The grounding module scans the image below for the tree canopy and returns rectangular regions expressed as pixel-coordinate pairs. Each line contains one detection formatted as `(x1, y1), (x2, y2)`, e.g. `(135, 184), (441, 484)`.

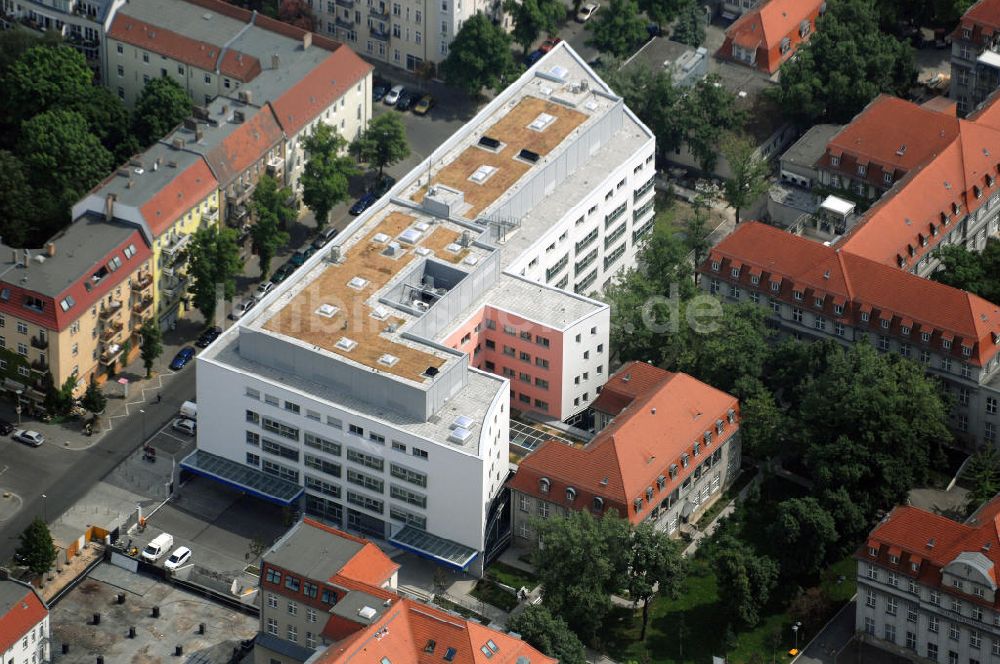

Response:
(301, 123), (357, 229)
(713, 536), (780, 628)
(623, 522), (686, 639)
(504, 0), (565, 53)
(16, 518), (57, 577)
(2, 44), (95, 124)
(350, 112), (410, 179)
(250, 174), (294, 278)
(671, 0), (706, 47)
(506, 606), (587, 664)
(586, 0), (648, 59)
(139, 319), (163, 379)
(722, 134), (770, 225)
(132, 75), (194, 146)
(188, 225), (244, 323)
(440, 14), (519, 96)
(931, 238), (1000, 302)
(775, 0), (915, 125)
(767, 497), (838, 580)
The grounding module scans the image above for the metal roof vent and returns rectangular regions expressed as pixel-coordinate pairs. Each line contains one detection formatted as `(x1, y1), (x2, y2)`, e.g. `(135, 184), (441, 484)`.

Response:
(358, 606), (377, 620)
(335, 337), (357, 352)
(315, 303), (339, 318)
(378, 354), (399, 367)
(348, 276), (368, 290)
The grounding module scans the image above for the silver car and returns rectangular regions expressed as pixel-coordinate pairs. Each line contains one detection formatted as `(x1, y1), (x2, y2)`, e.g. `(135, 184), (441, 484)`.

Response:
(12, 429), (44, 447)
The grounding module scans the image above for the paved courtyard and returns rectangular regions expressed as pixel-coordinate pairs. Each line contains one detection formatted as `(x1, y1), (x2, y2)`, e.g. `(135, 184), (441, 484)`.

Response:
(50, 563), (257, 663)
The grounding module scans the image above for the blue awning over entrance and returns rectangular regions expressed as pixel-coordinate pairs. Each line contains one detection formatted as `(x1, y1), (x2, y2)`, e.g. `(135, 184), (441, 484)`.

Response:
(180, 450), (304, 506)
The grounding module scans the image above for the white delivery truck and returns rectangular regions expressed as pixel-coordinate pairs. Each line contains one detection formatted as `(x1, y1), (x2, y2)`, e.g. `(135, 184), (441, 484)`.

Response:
(179, 401), (197, 421)
(141, 533), (174, 562)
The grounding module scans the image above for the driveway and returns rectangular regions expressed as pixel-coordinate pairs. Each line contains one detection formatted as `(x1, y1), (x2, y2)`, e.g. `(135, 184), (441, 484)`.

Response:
(795, 599), (857, 664)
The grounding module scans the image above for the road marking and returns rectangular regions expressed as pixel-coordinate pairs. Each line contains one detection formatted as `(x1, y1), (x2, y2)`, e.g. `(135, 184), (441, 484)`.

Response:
(0, 465), (8, 478)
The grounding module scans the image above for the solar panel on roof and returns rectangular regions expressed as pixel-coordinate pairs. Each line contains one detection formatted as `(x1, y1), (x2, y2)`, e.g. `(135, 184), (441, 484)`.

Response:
(518, 149), (540, 163)
(478, 136), (501, 149)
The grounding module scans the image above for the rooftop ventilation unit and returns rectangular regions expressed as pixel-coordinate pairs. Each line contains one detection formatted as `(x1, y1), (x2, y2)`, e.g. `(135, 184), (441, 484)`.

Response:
(383, 241), (401, 257)
(348, 276), (368, 290)
(517, 149), (540, 163)
(335, 337), (357, 351)
(478, 136), (501, 150)
(548, 65), (569, 80)
(358, 606), (377, 620)
(463, 256), (479, 266)
(458, 230), (472, 247)
(378, 354), (399, 367)
(399, 228), (422, 244)
(412, 299), (430, 312)
(448, 427), (473, 443)
(414, 247), (432, 256)
(315, 303), (339, 318)
(415, 222), (430, 232)
(469, 165), (497, 184)
(445, 243), (462, 253)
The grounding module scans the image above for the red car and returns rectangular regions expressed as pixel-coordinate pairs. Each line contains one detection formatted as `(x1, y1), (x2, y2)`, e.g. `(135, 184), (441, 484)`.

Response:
(539, 37), (562, 53)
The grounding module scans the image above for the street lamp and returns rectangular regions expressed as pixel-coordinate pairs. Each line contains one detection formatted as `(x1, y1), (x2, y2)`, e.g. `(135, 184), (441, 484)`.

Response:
(41, 493), (47, 523)
(15, 389), (23, 425)
(792, 621), (802, 650)
(139, 408), (147, 442)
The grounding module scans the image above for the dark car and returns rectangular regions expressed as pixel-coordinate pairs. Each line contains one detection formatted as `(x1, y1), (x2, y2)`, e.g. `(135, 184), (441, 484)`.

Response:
(271, 260), (298, 283)
(395, 90), (416, 111)
(195, 326), (222, 348)
(169, 346), (196, 371)
(539, 37), (562, 53)
(289, 246), (315, 267)
(373, 79), (391, 102)
(372, 174), (396, 197)
(525, 49), (544, 66)
(0, 419), (13, 436)
(350, 192), (378, 216)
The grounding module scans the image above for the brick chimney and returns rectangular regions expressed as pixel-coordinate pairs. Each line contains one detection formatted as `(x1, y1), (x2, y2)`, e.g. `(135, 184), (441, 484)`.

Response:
(104, 193), (116, 221)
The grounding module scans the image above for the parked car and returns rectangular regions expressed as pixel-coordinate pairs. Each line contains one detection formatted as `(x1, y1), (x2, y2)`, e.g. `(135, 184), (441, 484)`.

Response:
(289, 246), (315, 267)
(539, 37), (562, 53)
(169, 346), (195, 371)
(171, 417), (196, 436)
(384, 85), (405, 105)
(576, 2), (599, 21)
(12, 429), (43, 447)
(413, 95), (435, 116)
(141, 533), (174, 562)
(525, 49), (545, 66)
(373, 79), (391, 102)
(0, 419), (14, 435)
(395, 90), (416, 111)
(228, 299), (256, 320)
(163, 546), (192, 571)
(270, 263), (293, 284)
(372, 174), (396, 197)
(312, 227), (339, 250)
(350, 192), (378, 216)
(195, 326), (222, 348)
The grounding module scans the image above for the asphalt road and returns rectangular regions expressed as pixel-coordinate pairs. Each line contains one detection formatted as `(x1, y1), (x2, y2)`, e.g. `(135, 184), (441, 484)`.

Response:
(0, 367), (196, 562)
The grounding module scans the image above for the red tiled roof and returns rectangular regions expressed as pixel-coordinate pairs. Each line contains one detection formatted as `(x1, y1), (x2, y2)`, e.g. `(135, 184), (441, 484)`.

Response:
(140, 159), (218, 237)
(957, 0), (1000, 40)
(301, 518), (399, 587)
(0, 581), (47, 654)
(317, 597), (556, 664)
(509, 372), (738, 522)
(107, 14), (260, 81)
(719, 0), (824, 73)
(204, 104), (284, 186)
(703, 222), (1000, 367)
(271, 48), (372, 136)
(591, 361), (671, 417)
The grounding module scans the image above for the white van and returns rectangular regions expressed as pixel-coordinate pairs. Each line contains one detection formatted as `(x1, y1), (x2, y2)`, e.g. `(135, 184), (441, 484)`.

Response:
(141, 533), (174, 562)
(179, 401), (197, 421)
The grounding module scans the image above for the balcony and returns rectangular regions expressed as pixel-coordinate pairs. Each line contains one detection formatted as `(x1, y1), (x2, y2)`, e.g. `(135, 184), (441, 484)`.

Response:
(30, 358), (48, 373)
(30, 335), (48, 350)
(161, 232), (191, 259)
(368, 4), (390, 20)
(369, 26), (390, 40)
(336, 0), (355, 7)
(266, 156), (285, 178)
(204, 206), (220, 223)
(100, 345), (124, 366)
(336, 16), (355, 28)
(131, 272), (153, 291)
(99, 300), (123, 321)
(101, 319), (124, 342)
(133, 296), (153, 315)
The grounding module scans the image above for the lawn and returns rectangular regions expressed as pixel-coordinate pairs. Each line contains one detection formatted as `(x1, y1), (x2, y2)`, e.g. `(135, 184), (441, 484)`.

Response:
(485, 561), (539, 590)
(604, 555), (857, 664)
(470, 579), (519, 612)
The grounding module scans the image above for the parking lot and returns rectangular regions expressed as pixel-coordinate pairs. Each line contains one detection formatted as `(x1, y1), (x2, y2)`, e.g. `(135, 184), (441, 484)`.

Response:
(50, 564), (257, 663)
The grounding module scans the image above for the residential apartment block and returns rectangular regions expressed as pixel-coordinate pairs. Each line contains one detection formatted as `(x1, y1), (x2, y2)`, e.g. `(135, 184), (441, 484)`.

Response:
(508, 362), (741, 544)
(717, 0), (824, 74)
(256, 518), (554, 664)
(856, 496), (1000, 661)
(0, 576), (49, 664)
(184, 45), (651, 573)
(951, 0), (1000, 115)
(1, 0), (123, 75)
(701, 221), (1000, 447)
(305, 0), (499, 70)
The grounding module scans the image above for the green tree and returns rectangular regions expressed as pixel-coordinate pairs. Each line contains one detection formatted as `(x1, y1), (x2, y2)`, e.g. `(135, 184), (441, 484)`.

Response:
(139, 319), (163, 379)
(671, 0), (705, 47)
(132, 75), (194, 146)
(734, 376), (787, 458)
(532, 510), (629, 640)
(0, 29), (63, 81)
(722, 133), (770, 225)
(15, 518), (57, 577)
(80, 374), (107, 414)
(250, 176), (293, 279)
(679, 303), (772, 394)
(931, 239), (1000, 303)
(505, 0), (566, 53)
(966, 448), (1000, 513)
(603, 65), (685, 161)
(350, 113), (410, 180)
(0, 150), (37, 247)
(2, 44), (94, 125)
(713, 538), (780, 628)
(440, 14), (519, 96)
(637, 0), (684, 26)
(801, 343), (951, 520)
(623, 522), (686, 640)
(301, 123), (357, 229)
(81, 85), (139, 163)
(775, 0), (915, 125)
(818, 486), (870, 554)
(587, 0), (647, 58)
(682, 197), (712, 278)
(278, 0), (317, 30)
(506, 606), (587, 664)
(768, 497), (838, 580)
(18, 109), (113, 210)
(188, 225), (245, 323)
(681, 74), (746, 173)
(43, 373), (78, 416)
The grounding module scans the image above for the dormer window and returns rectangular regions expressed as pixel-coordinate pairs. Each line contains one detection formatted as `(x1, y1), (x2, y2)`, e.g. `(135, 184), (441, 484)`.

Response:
(539, 478), (550, 494)
(693, 442), (700, 456)
(868, 546), (878, 557)
(883, 172), (892, 185)
(731, 267), (740, 278)
(656, 475), (666, 489)
(814, 297), (824, 308)
(633, 498), (642, 512)
(711, 260), (720, 271)
(888, 554), (899, 564)
(901, 326), (910, 336)
(770, 281), (780, 292)
(834, 304), (844, 315)
(727, 408), (736, 423)
(943, 339), (952, 350)
(921, 332), (931, 342)
(592, 496), (604, 511)
(858, 164), (867, 176)
(963, 346), (972, 357)
(680, 453), (689, 468)
(565, 487), (576, 501)
(779, 36), (791, 54)
(880, 319), (890, 329)
(703, 431), (712, 444)
(646, 487), (654, 501)
(799, 20), (810, 37)
(860, 312), (870, 323)
(750, 275), (760, 285)
(715, 420), (724, 434)
(911, 561), (920, 572)
(830, 155), (840, 167)
(668, 464), (678, 479)
(793, 290), (803, 301)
